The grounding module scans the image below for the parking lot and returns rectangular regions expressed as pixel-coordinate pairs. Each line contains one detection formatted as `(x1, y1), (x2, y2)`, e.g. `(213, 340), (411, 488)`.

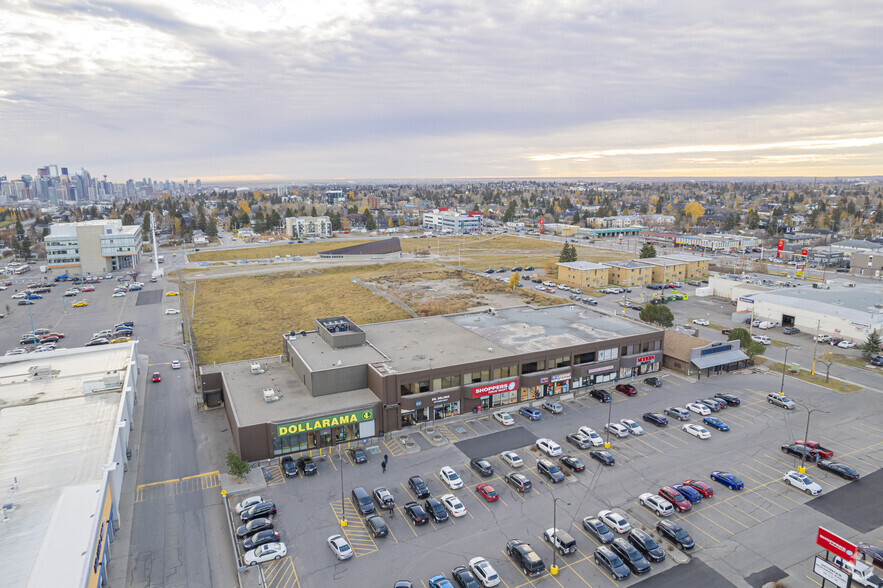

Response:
(230, 371), (883, 588)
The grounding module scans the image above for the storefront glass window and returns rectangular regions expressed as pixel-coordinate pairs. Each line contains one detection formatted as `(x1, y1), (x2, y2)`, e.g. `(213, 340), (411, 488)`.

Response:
(521, 360), (545, 374)
(433, 401), (460, 420)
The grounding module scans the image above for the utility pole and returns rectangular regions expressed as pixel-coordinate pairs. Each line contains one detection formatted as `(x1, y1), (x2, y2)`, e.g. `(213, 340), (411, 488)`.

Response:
(811, 319), (821, 375)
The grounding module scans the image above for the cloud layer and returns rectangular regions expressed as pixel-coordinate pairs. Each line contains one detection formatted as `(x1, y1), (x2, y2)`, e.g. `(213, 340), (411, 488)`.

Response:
(1, 0), (882, 180)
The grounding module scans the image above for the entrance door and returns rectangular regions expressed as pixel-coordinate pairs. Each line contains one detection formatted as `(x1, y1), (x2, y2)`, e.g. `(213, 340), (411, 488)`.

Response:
(782, 314), (795, 327)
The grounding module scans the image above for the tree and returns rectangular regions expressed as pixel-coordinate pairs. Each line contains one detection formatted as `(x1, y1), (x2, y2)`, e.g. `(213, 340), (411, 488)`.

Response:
(226, 448), (250, 479)
(723, 212), (740, 231)
(572, 209), (581, 224)
(122, 212), (134, 225)
(363, 208), (376, 230)
(727, 328), (766, 359)
(745, 209), (760, 229)
(639, 243), (657, 259)
(684, 201), (705, 225)
(508, 273), (520, 289)
(502, 200), (517, 223)
(544, 259), (558, 278)
(639, 304), (674, 327)
(862, 330), (881, 361)
(558, 242), (577, 263)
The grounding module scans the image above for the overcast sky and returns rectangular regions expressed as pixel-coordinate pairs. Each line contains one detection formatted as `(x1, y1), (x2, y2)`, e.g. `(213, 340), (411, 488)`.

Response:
(2, 0), (882, 182)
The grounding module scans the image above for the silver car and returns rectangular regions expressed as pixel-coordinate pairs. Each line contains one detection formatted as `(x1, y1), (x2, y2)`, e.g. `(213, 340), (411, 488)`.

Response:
(767, 393), (796, 409)
(664, 407), (690, 421)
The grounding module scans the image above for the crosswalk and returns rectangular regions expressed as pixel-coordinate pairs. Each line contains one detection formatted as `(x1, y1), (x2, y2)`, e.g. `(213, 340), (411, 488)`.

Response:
(328, 499), (379, 557)
(135, 471), (220, 503)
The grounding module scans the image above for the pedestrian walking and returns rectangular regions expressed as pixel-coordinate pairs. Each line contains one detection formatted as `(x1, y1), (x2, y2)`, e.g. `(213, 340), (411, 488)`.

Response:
(381, 461), (387, 474)
(383, 454), (389, 466)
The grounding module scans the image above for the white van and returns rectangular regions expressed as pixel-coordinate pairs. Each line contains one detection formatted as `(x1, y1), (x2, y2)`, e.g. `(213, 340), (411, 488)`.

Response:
(757, 321), (772, 330)
(751, 335), (771, 345)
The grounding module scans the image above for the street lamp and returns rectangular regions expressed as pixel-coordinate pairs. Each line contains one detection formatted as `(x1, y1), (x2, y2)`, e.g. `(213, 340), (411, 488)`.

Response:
(604, 397), (613, 449)
(798, 406), (828, 474)
(779, 346), (801, 395)
(338, 446), (347, 527)
(550, 496), (572, 576)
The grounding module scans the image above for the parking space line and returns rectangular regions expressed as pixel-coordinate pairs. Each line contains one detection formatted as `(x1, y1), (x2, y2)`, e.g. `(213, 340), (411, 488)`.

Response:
(265, 465), (285, 486)
(394, 505), (418, 538)
(642, 430), (677, 449)
(625, 435), (663, 454)
(716, 502), (759, 527)
(436, 424), (460, 442)
(535, 539), (599, 587)
(327, 499), (378, 557)
(805, 574), (824, 586)
(264, 556), (299, 588)
(854, 422), (883, 437)
(383, 439), (405, 458)
(731, 491), (780, 518)
(462, 420), (481, 435)
(678, 513), (721, 543)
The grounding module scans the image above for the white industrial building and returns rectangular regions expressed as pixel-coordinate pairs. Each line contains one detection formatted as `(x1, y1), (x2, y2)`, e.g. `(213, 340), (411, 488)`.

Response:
(421, 210), (482, 233)
(45, 219), (142, 276)
(284, 216), (332, 239)
(0, 342), (140, 587)
(735, 283), (883, 343)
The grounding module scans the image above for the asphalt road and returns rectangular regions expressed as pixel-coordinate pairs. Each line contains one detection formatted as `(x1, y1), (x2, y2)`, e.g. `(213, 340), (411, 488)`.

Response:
(235, 370), (883, 588)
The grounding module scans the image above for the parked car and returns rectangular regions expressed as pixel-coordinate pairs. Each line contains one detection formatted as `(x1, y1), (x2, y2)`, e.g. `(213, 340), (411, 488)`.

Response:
(783, 327), (800, 335)
(703, 416), (730, 431)
(578, 427), (605, 446)
(541, 400), (563, 413)
(519, 406), (542, 420)
(476, 483), (499, 502)
(566, 432), (594, 449)
(628, 529), (666, 563)
(795, 440), (833, 458)
(241, 501), (277, 522)
(408, 475), (430, 498)
(767, 393), (796, 409)
(536, 438), (562, 456)
(714, 393), (741, 406)
(296, 457), (318, 475)
(782, 470), (822, 495)
(615, 383), (638, 396)
(594, 545), (631, 580)
(365, 513), (389, 537)
(664, 406), (690, 421)
(605, 423), (629, 438)
(582, 516), (615, 544)
(373, 487), (395, 510)
(781, 443), (818, 460)
(656, 519), (694, 550)
(424, 497), (449, 523)
(327, 534), (354, 560)
(352, 487), (375, 515)
(470, 458), (494, 477)
(281, 456), (298, 477)
(643, 377), (661, 387)
(440, 466), (464, 489)
(611, 537), (651, 575)
(816, 460), (860, 480)
(235, 495), (264, 514)
(642, 412), (668, 427)
(242, 529), (280, 551)
(440, 493), (467, 517)
(559, 455), (585, 472)
(710, 471), (744, 490)
(236, 517), (274, 538)
(505, 472), (532, 493)
(404, 501), (429, 525)
(619, 419), (644, 435)
(639, 493), (674, 516)
(683, 479), (714, 497)
(536, 459), (565, 483)
(493, 411), (515, 426)
(598, 510), (631, 533)
(672, 483), (702, 503)
(590, 388), (611, 402)
(348, 447), (369, 464)
(468, 556), (501, 587)
(244, 542), (287, 565)
(686, 402), (711, 416)
(658, 486), (692, 512)
(500, 451), (523, 467)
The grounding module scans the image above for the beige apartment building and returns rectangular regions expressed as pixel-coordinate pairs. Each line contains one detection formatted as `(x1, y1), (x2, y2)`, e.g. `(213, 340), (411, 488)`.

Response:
(557, 261), (609, 290)
(659, 254), (710, 280)
(642, 257), (687, 284)
(601, 260), (653, 287)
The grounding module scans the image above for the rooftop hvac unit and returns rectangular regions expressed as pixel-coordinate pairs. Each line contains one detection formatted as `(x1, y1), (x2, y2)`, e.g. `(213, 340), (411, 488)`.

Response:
(263, 388), (280, 403)
(251, 363), (265, 375)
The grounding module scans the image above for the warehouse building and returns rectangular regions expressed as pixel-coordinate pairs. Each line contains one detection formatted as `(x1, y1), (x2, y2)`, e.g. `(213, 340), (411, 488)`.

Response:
(202, 305), (663, 461)
(0, 343), (140, 588)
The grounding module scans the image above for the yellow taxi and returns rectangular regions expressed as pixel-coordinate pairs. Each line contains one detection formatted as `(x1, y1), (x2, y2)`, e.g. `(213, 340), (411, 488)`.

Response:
(165, 291), (179, 297)
(72, 300), (88, 307)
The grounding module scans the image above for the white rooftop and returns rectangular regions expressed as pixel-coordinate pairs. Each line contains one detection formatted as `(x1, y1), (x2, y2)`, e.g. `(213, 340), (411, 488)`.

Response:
(0, 345), (133, 588)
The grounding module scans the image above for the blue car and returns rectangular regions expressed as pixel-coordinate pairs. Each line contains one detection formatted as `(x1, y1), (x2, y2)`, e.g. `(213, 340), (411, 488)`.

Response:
(642, 412), (669, 427)
(519, 406), (542, 420)
(428, 575), (454, 588)
(25, 294), (42, 299)
(710, 471), (744, 490)
(672, 484), (702, 503)
(703, 416), (730, 431)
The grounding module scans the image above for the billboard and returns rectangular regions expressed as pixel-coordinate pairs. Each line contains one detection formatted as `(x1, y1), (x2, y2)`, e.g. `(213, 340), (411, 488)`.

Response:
(816, 527), (857, 563)
(539, 219), (545, 234)
(776, 239), (785, 258)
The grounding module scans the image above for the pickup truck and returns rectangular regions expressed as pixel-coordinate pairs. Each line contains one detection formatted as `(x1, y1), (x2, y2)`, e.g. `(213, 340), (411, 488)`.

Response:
(795, 440), (834, 459)
(832, 556), (883, 587)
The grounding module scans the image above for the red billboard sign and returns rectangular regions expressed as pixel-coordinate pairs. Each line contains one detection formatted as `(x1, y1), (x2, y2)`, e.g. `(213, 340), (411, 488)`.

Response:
(801, 249), (808, 257)
(776, 239), (785, 258)
(816, 527), (857, 562)
(636, 354), (657, 364)
(539, 219), (545, 234)
(471, 379), (519, 398)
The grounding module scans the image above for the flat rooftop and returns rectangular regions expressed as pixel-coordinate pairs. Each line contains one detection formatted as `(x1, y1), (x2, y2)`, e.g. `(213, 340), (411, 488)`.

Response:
(747, 285), (883, 323)
(202, 357), (380, 427)
(557, 261), (607, 271)
(289, 332), (386, 370)
(659, 254), (711, 263)
(601, 260), (653, 270)
(0, 345), (133, 588)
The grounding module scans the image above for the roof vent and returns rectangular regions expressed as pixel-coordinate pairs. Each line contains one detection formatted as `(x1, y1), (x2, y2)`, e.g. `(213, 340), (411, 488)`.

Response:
(263, 388), (280, 403)
(29, 365), (53, 378)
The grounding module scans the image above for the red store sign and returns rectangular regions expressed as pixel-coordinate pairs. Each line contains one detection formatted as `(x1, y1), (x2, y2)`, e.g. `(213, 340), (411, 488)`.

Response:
(637, 355), (657, 364)
(816, 527), (857, 562)
(472, 379), (519, 399)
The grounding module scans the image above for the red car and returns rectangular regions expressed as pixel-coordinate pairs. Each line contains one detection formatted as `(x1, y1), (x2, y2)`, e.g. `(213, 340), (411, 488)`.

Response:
(82, 286), (95, 292)
(476, 483), (499, 502)
(48, 332), (65, 339)
(795, 440), (833, 459)
(683, 479), (714, 498)
(152, 372), (162, 383)
(615, 384), (638, 396)
(659, 486), (692, 512)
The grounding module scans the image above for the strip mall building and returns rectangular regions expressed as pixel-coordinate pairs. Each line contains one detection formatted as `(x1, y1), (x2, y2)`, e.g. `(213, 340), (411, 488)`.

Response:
(202, 305), (663, 461)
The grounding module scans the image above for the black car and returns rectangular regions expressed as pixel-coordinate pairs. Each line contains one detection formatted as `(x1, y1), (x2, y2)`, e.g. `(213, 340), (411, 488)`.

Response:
(423, 497), (449, 523)
(349, 447), (369, 464)
(537, 459), (565, 483)
(451, 566), (481, 588)
(589, 450), (615, 466)
(859, 543), (883, 567)
(781, 443), (817, 459)
(642, 412), (668, 427)
(627, 529), (666, 563)
(656, 520), (694, 550)
(524, 266), (534, 271)
(590, 388), (611, 403)
(783, 327), (800, 335)
(559, 455), (585, 472)
(404, 501), (429, 525)
(582, 517), (615, 544)
(281, 456), (298, 478)
(505, 472), (532, 493)
(484, 268), (495, 274)
(511, 266), (523, 272)
(643, 377), (662, 387)
(236, 517), (274, 538)
(713, 393), (741, 406)
(241, 501), (277, 522)
(409, 475), (430, 498)
(871, 356), (883, 367)
(470, 458), (494, 477)
(594, 545), (631, 580)
(365, 513), (389, 537)
(296, 456), (318, 475)
(817, 460), (860, 480)
(611, 538), (651, 575)
(242, 529), (280, 550)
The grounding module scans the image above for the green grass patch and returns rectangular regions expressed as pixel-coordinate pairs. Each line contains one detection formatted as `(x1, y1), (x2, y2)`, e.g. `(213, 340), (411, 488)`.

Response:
(762, 361), (862, 393)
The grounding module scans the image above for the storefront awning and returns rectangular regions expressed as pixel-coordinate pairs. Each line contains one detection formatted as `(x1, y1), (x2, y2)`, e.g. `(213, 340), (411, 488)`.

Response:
(691, 349), (749, 369)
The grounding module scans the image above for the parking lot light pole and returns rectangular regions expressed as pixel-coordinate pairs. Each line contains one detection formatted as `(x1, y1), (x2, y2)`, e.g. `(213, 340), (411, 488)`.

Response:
(338, 446), (347, 527)
(799, 407), (828, 474)
(604, 399), (613, 448)
(550, 497), (571, 576)
(780, 346), (801, 395)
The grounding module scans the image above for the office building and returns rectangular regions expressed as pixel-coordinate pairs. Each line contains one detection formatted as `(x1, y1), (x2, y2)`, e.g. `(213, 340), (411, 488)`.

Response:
(45, 220), (142, 276)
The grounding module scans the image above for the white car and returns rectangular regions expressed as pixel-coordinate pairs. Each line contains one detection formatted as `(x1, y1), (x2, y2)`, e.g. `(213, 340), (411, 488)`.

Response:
(171, 360), (182, 369)
(619, 419), (644, 435)
(469, 556), (501, 587)
(692, 319), (710, 326)
(837, 340), (856, 349)
(813, 334), (831, 342)
(639, 493), (674, 516)
(682, 423), (711, 440)
(598, 510), (631, 533)
(165, 308), (180, 315)
(440, 493), (467, 517)
(235, 495), (264, 514)
(605, 423), (629, 438)
(500, 451), (523, 467)
(440, 466), (464, 490)
(782, 471), (822, 495)
(578, 427), (605, 446)
(537, 438), (562, 457)
(686, 402), (711, 416)
(113, 291), (126, 297)
(11, 292), (27, 299)
(244, 542), (287, 565)
(493, 411), (515, 426)
(327, 534), (353, 560)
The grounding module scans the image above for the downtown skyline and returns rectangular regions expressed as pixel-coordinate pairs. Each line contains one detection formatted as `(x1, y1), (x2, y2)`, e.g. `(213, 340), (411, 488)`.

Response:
(2, 0), (882, 181)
